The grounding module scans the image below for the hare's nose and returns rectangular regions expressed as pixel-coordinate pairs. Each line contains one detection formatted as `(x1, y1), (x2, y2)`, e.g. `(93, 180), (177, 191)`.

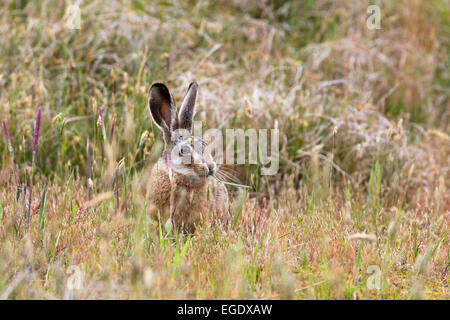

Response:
(207, 164), (215, 176)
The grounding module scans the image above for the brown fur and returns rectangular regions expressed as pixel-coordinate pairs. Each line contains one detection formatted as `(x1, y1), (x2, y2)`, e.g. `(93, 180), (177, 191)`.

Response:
(147, 82), (230, 232)
(149, 157), (230, 232)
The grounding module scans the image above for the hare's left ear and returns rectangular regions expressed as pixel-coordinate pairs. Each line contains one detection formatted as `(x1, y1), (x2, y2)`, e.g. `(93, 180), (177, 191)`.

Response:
(178, 82), (198, 132)
(148, 83), (178, 143)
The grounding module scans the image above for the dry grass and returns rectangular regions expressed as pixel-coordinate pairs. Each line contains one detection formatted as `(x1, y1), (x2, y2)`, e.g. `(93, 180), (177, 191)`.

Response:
(0, 0), (448, 299)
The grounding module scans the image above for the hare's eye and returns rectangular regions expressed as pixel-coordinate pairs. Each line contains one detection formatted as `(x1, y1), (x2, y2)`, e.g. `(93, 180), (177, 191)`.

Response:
(179, 146), (190, 156)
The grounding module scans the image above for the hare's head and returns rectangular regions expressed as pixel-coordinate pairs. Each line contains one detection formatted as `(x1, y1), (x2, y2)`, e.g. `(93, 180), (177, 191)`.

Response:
(148, 82), (216, 184)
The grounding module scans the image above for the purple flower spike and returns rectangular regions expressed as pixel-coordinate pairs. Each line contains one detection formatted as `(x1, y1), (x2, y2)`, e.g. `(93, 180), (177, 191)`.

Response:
(166, 153), (171, 167)
(2, 120), (13, 153)
(32, 108), (42, 163)
(109, 120), (115, 144)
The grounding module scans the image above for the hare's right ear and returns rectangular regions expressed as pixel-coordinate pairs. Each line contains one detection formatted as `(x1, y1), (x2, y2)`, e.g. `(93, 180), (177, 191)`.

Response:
(178, 82), (198, 132)
(148, 83), (178, 143)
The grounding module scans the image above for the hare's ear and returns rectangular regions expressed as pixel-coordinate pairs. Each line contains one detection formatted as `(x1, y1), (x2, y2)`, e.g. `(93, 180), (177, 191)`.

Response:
(148, 83), (178, 142)
(178, 82), (198, 132)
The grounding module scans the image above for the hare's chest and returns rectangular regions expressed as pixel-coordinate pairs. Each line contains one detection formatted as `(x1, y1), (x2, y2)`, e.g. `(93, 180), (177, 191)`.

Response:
(173, 185), (208, 223)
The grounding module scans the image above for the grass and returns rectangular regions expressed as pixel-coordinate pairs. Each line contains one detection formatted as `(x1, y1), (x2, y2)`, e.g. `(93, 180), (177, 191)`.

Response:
(0, 0), (448, 299)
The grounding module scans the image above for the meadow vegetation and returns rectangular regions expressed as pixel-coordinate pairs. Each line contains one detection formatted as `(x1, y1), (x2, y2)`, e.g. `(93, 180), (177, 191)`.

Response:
(0, 0), (448, 299)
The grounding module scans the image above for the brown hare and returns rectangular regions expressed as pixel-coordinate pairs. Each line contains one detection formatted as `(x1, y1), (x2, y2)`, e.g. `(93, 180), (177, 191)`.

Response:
(147, 82), (230, 233)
